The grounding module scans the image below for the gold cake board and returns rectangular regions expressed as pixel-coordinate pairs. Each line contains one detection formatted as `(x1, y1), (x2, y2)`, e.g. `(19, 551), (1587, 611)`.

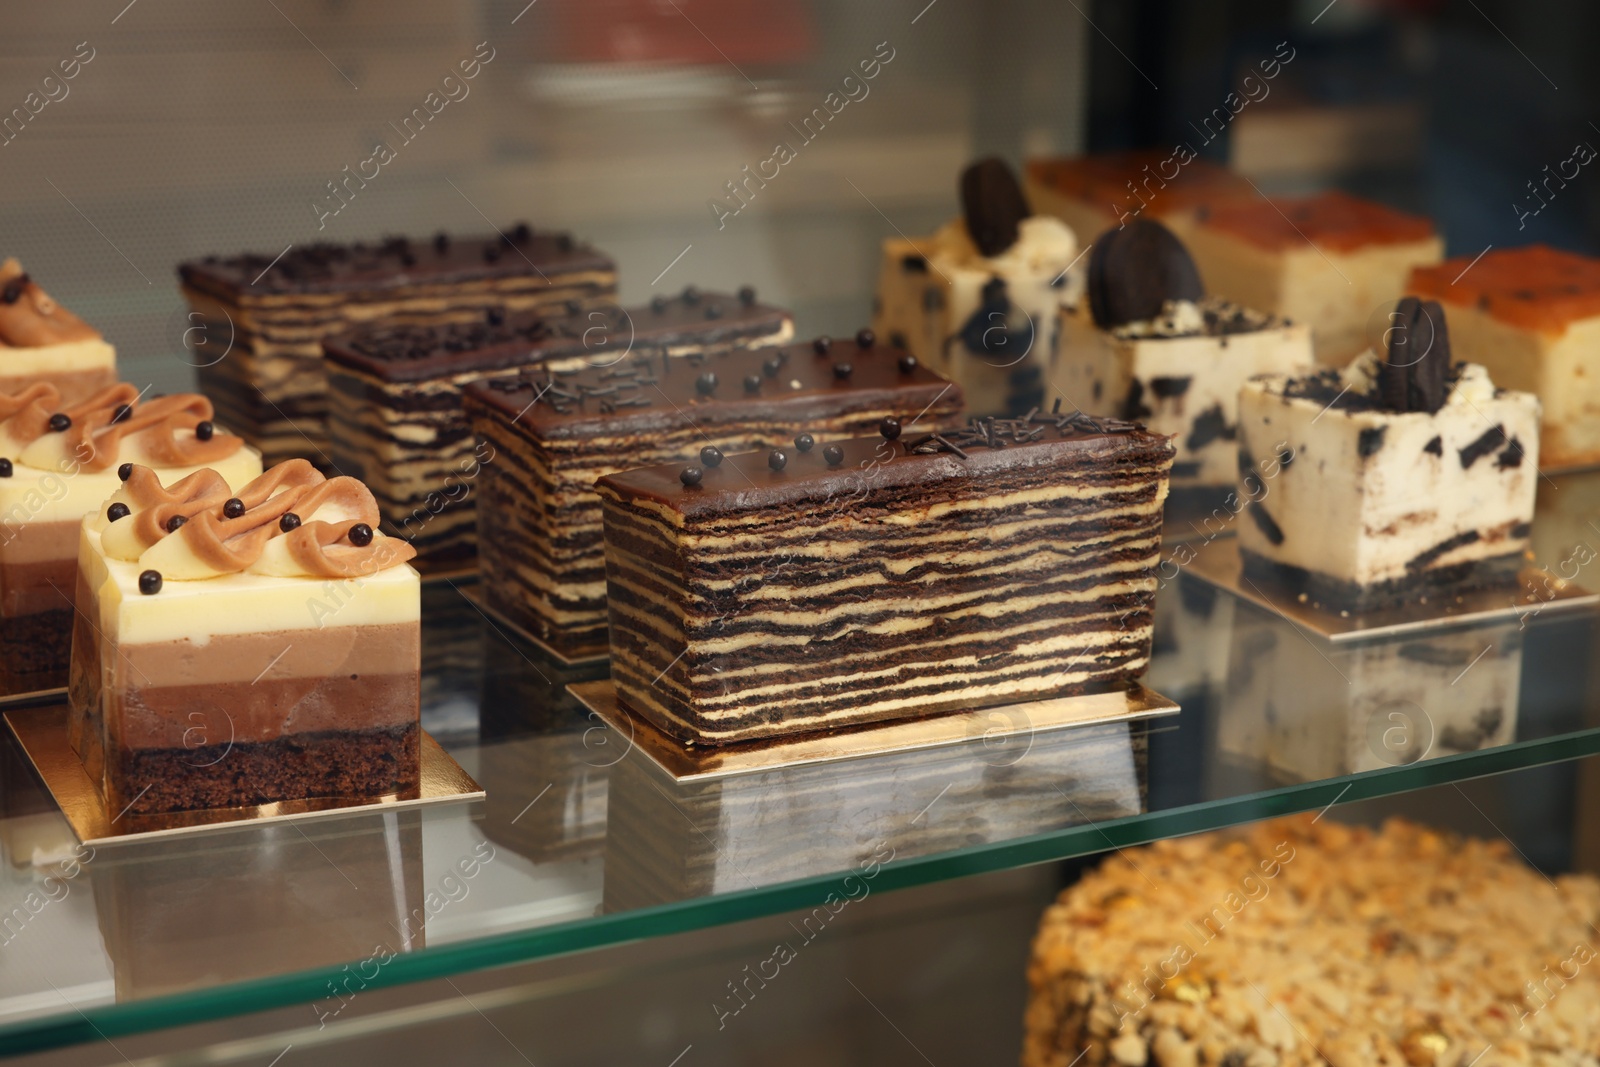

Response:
(567, 678), (1180, 782)
(4, 707), (483, 847)
(1187, 538), (1600, 642)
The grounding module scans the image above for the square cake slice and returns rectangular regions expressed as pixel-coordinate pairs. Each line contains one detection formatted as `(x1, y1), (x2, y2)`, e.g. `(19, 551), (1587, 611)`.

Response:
(325, 285), (793, 568)
(1023, 151), (1252, 245)
(1185, 190), (1443, 365)
(1236, 299), (1539, 611)
(180, 226), (616, 466)
(0, 259), (116, 403)
(68, 459), (420, 816)
(464, 330), (964, 658)
(1410, 244), (1600, 469)
(596, 411), (1174, 745)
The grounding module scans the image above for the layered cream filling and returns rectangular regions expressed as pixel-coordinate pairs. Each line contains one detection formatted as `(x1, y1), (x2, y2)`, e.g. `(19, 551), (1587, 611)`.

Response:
(0, 338), (116, 376)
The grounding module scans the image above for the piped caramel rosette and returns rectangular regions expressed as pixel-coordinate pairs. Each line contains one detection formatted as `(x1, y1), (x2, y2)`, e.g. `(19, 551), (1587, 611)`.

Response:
(0, 259), (101, 349)
(100, 459), (416, 585)
(3, 382), (244, 472)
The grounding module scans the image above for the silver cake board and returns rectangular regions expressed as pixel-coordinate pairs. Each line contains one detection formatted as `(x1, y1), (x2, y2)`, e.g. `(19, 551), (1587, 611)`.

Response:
(4, 707), (483, 847)
(567, 678), (1180, 783)
(1186, 538), (1600, 643)
(456, 585), (608, 668)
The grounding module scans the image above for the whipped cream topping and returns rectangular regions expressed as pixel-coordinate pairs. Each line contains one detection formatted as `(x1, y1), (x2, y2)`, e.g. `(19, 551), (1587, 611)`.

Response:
(1341, 348), (1496, 409)
(0, 382), (244, 470)
(931, 215), (1078, 278)
(100, 459), (416, 581)
(0, 259), (101, 348)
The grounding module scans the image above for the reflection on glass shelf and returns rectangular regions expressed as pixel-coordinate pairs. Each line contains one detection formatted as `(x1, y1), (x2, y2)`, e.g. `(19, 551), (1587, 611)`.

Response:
(3, 474), (1600, 1051)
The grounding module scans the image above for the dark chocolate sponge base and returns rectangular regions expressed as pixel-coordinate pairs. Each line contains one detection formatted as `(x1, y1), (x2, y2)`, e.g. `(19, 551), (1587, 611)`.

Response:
(1239, 548), (1525, 615)
(0, 608), (72, 683)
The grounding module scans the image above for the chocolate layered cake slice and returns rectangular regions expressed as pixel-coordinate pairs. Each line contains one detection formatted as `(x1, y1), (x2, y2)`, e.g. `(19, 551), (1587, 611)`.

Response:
(325, 286), (793, 568)
(596, 410), (1175, 745)
(1023, 151), (1252, 245)
(179, 226), (615, 465)
(1411, 244), (1600, 469)
(874, 158), (1080, 416)
(0, 383), (261, 687)
(465, 330), (963, 658)
(68, 459), (419, 815)
(1237, 298), (1540, 611)
(1185, 190), (1443, 365)
(0, 259), (117, 402)
(1055, 219), (1313, 512)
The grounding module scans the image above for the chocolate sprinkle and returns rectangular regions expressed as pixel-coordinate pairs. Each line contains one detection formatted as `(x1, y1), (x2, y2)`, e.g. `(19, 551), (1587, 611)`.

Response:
(194, 420), (214, 442)
(679, 466), (703, 487)
(348, 523), (374, 547)
(794, 433), (815, 453)
(279, 512), (302, 532)
(700, 445), (724, 468)
(138, 570), (163, 595)
(107, 503), (130, 523)
(117, 462), (132, 481)
(768, 449), (788, 472)
(47, 413), (70, 433)
(823, 445), (845, 466)
(223, 497), (246, 519)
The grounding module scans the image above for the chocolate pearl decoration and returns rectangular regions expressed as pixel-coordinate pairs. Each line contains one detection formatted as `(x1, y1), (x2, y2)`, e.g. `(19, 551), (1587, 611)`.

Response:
(107, 502), (130, 523)
(768, 449), (788, 471)
(138, 570), (163, 595)
(279, 512), (302, 533)
(651, 294), (669, 313)
(348, 523), (375, 547)
(856, 328), (876, 348)
(47, 413), (70, 432)
(763, 356), (783, 378)
(898, 354), (919, 374)
(744, 375), (762, 394)
(738, 285), (757, 305)
(111, 404), (133, 424)
(833, 362), (854, 380)
(483, 243), (502, 263)
(679, 466), (703, 487)
(512, 222), (532, 243)
(486, 307), (505, 326)
(700, 445), (724, 467)
(433, 232), (449, 253)
(812, 336), (832, 355)
(166, 514), (187, 533)
(222, 498), (246, 519)
(823, 445), (844, 466)
(695, 372), (718, 395)
(682, 285), (700, 304)
(0, 458), (11, 478)
(794, 433), (815, 452)
(194, 420), (215, 442)
(705, 303), (723, 319)
(117, 462), (133, 481)
(879, 417), (902, 441)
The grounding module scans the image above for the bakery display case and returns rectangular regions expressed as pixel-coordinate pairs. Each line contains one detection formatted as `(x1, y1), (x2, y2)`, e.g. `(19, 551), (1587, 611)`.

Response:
(5, 0), (1600, 1061)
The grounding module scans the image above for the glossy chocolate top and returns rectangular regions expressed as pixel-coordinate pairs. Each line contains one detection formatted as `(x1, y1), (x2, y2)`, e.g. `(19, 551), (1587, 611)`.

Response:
(178, 225), (613, 299)
(465, 332), (961, 441)
(1410, 244), (1600, 334)
(1025, 153), (1251, 214)
(597, 406), (1173, 519)
(325, 287), (792, 383)
(1199, 191), (1436, 253)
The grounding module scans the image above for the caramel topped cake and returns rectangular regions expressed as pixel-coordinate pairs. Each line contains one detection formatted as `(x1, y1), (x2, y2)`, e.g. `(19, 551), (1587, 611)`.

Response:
(597, 409), (1174, 744)
(1023, 151), (1252, 242)
(179, 225), (616, 465)
(325, 286), (794, 567)
(0, 259), (117, 403)
(0, 383), (260, 684)
(69, 459), (419, 815)
(465, 330), (963, 657)
(1185, 191), (1443, 365)
(1411, 245), (1600, 468)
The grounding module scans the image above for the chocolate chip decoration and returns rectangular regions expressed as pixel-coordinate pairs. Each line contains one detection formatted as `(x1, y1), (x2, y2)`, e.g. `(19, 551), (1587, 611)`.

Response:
(700, 445), (724, 467)
(833, 362), (854, 380)
(823, 445), (844, 466)
(279, 512), (301, 532)
(166, 514), (187, 532)
(794, 433), (815, 452)
(879, 417), (902, 441)
(856, 328), (876, 348)
(107, 502), (130, 522)
(47, 413), (70, 432)
(194, 420), (214, 442)
(1086, 219), (1205, 330)
(898, 354), (918, 374)
(348, 523), (374, 547)
(696, 372), (718, 395)
(1378, 296), (1450, 415)
(0, 459), (11, 478)
(960, 157), (1031, 258)
(138, 570), (163, 595)
(679, 466), (703, 487)
(744, 374), (762, 394)
(768, 449), (788, 472)
(117, 462), (132, 481)
(813, 336), (832, 355)
(222, 497), (246, 519)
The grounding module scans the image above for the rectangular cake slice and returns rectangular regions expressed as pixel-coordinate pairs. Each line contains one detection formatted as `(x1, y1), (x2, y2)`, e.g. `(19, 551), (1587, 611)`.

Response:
(1410, 244), (1600, 469)
(68, 460), (419, 815)
(0, 384), (261, 688)
(0, 259), (116, 403)
(596, 411), (1175, 744)
(1023, 151), (1252, 245)
(179, 226), (616, 465)
(465, 331), (964, 657)
(1184, 190), (1443, 365)
(325, 286), (793, 568)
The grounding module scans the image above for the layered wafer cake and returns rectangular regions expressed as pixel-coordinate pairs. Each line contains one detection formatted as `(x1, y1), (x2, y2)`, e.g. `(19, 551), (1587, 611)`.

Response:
(179, 227), (615, 465)
(1055, 219), (1313, 511)
(0, 384), (261, 685)
(465, 330), (963, 657)
(1023, 151), (1251, 245)
(597, 410), (1175, 745)
(326, 286), (793, 568)
(1237, 298), (1540, 611)
(68, 459), (420, 815)
(0, 259), (116, 402)
(873, 158), (1079, 415)
(1025, 817), (1600, 1067)
(1185, 191), (1442, 365)
(1411, 245), (1600, 469)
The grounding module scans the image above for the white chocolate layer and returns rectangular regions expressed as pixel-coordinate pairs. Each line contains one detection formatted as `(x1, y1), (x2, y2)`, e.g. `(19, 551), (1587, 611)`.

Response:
(0, 338), (115, 376)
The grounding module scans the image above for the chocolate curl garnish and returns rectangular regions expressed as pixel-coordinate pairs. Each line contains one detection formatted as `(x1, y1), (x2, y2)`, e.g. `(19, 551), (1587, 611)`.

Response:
(0, 381), (62, 427)
(164, 460), (327, 573)
(119, 466), (232, 554)
(58, 388), (243, 472)
(0, 258), (100, 348)
(1379, 297), (1450, 415)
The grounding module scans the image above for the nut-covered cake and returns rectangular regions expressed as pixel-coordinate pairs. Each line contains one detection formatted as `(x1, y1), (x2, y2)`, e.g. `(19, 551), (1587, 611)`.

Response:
(68, 459), (420, 815)
(1023, 151), (1252, 244)
(596, 410), (1174, 744)
(1410, 244), (1600, 469)
(179, 227), (615, 465)
(874, 158), (1079, 416)
(325, 286), (793, 568)
(0, 383), (261, 685)
(1236, 298), (1539, 611)
(465, 330), (963, 657)
(1185, 191), (1443, 365)
(0, 259), (117, 402)
(1024, 817), (1600, 1067)
(1055, 219), (1313, 510)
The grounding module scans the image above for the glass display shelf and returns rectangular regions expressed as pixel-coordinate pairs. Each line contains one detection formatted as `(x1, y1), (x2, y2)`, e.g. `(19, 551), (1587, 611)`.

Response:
(0, 473), (1596, 1055)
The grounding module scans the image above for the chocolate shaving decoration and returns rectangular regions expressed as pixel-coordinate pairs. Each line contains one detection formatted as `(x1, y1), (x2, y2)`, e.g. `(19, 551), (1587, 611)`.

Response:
(1086, 219), (1205, 330)
(960, 157), (1031, 257)
(1378, 297), (1450, 415)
